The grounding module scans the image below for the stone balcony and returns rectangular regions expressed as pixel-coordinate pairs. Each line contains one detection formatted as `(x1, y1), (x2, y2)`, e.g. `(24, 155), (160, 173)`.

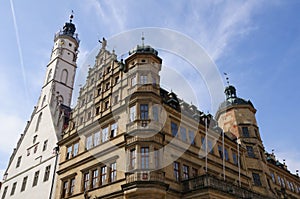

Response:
(125, 171), (165, 184)
(182, 174), (272, 199)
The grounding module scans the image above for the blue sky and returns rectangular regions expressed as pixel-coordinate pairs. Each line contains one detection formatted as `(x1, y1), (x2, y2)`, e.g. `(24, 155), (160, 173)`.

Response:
(0, 0), (299, 178)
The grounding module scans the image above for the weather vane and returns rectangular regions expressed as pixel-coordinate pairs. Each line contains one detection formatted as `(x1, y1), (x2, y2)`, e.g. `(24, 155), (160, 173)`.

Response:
(141, 32), (145, 46)
(224, 72), (230, 85)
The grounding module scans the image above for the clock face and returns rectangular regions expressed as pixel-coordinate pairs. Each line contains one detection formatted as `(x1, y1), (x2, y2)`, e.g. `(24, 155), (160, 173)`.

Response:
(60, 39), (65, 46)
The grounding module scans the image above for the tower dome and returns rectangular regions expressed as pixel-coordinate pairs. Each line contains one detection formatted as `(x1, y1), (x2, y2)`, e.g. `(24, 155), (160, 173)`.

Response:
(218, 85), (254, 110)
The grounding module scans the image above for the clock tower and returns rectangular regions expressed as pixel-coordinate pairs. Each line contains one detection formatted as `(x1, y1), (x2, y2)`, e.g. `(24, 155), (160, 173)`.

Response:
(0, 15), (79, 199)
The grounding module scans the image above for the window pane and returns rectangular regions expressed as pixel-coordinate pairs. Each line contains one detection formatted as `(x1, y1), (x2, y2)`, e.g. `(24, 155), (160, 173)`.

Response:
(242, 127), (250, 137)
(130, 106), (136, 122)
(140, 104), (149, 120)
(180, 127), (187, 142)
(171, 122), (178, 137)
(102, 127), (109, 142)
(188, 130), (195, 145)
(94, 132), (100, 146)
(73, 142), (79, 156)
(86, 135), (93, 150)
(141, 147), (149, 169)
(111, 123), (118, 138)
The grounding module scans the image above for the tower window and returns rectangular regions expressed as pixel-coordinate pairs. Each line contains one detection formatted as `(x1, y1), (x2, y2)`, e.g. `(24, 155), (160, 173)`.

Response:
(246, 146), (255, 158)
(47, 69), (52, 83)
(61, 69), (68, 84)
(129, 106), (136, 122)
(141, 147), (149, 169)
(131, 76), (137, 86)
(242, 127), (250, 137)
(129, 148), (136, 170)
(140, 104), (149, 120)
(252, 173), (262, 186)
(140, 75), (148, 84)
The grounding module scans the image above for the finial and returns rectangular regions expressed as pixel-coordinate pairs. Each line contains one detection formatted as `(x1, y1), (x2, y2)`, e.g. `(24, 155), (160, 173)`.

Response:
(296, 170), (299, 176)
(69, 10), (74, 23)
(141, 32), (145, 46)
(271, 149), (274, 154)
(224, 72), (230, 85)
(283, 159), (286, 165)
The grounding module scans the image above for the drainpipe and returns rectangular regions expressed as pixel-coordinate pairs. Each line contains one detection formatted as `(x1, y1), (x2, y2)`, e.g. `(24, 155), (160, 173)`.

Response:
(49, 146), (59, 199)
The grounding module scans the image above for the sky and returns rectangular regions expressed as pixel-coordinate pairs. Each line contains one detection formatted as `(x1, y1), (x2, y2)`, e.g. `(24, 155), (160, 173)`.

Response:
(0, 0), (300, 179)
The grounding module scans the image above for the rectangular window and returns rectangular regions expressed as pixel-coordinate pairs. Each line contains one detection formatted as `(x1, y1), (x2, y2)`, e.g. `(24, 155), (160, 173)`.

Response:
(180, 127), (187, 142)
(171, 122), (178, 137)
(232, 152), (238, 165)
(21, 176), (28, 192)
(10, 182), (17, 196)
(43, 140), (48, 151)
(43, 165), (51, 182)
(62, 181), (68, 198)
(83, 172), (90, 191)
(252, 173), (262, 186)
(92, 169), (98, 188)
(130, 148), (136, 170)
(188, 130), (195, 145)
(66, 145), (72, 160)
(224, 148), (229, 161)
(270, 172), (275, 183)
(104, 100), (109, 110)
(115, 76), (119, 85)
(242, 127), (250, 137)
(152, 106), (159, 121)
(278, 176), (282, 186)
(141, 147), (149, 169)
(111, 123), (118, 138)
(73, 142), (79, 156)
(86, 135), (93, 150)
(69, 178), (75, 195)
(192, 168), (198, 177)
(102, 127), (109, 142)
(246, 146), (255, 158)
(16, 156), (22, 168)
(174, 162), (180, 182)
(218, 145), (223, 159)
(281, 177), (286, 188)
(94, 131), (100, 146)
(129, 106), (136, 122)
(140, 75), (148, 84)
(202, 138), (213, 154)
(101, 166), (107, 185)
(105, 82), (110, 90)
(183, 165), (189, 180)
(1, 186), (8, 199)
(33, 171), (39, 187)
(140, 104), (149, 120)
(131, 76), (136, 86)
(110, 162), (117, 182)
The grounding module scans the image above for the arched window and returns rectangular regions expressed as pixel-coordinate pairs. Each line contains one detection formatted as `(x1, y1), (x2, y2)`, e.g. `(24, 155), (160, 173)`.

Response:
(35, 112), (42, 132)
(61, 69), (68, 84)
(41, 95), (46, 107)
(47, 69), (52, 83)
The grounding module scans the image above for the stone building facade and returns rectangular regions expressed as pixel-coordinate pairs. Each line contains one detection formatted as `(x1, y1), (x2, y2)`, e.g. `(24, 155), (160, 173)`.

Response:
(54, 39), (300, 198)
(1, 16), (299, 199)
